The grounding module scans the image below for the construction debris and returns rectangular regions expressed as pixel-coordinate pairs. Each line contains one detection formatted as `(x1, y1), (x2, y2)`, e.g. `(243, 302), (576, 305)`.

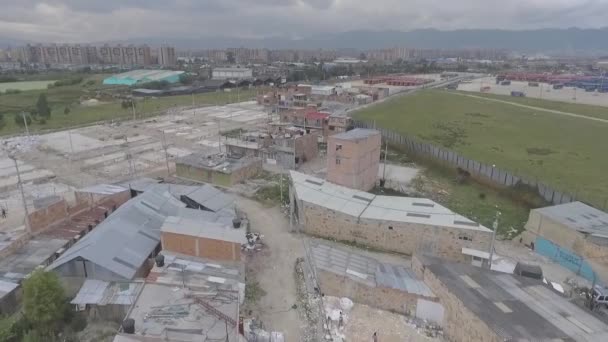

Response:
(242, 232), (264, 251)
(243, 318), (285, 342)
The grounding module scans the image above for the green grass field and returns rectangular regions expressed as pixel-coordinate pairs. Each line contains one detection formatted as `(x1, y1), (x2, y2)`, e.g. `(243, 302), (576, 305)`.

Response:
(0, 80), (57, 92)
(464, 91), (608, 120)
(0, 73), (256, 136)
(354, 89), (608, 209)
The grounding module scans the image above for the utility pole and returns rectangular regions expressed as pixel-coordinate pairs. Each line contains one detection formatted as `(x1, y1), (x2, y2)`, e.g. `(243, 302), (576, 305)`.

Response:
(11, 156), (31, 234)
(217, 119), (222, 153)
(68, 129), (75, 164)
(131, 99), (136, 121)
(161, 131), (171, 176)
(21, 112), (29, 136)
(488, 210), (501, 269)
(382, 139), (388, 182)
(191, 92), (196, 117)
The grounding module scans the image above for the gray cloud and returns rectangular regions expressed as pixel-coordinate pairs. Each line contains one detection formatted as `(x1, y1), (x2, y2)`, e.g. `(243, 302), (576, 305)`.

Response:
(0, 0), (607, 43)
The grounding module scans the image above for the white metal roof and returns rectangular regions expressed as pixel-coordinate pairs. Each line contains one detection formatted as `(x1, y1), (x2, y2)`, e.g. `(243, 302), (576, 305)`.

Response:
(534, 201), (608, 235)
(461, 247), (490, 260)
(161, 216), (246, 244)
(77, 184), (128, 195)
(291, 171), (491, 232)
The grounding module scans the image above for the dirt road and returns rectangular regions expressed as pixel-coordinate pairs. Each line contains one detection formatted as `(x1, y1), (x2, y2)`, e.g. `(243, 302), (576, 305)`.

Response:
(237, 197), (305, 341)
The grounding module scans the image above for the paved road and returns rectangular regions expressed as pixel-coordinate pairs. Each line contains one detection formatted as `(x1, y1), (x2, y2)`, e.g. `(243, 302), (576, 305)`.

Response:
(455, 92), (608, 125)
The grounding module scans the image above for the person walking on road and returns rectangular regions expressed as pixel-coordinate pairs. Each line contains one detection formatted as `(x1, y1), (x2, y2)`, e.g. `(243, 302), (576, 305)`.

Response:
(1, 208), (6, 219)
(372, 331), (378, 342)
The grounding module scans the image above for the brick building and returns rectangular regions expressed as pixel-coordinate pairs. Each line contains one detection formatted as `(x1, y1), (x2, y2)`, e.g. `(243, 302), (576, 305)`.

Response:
(290, 171), (492, 261)
(412, 255), (608, 342)
(521, 201), (608, 268)
(326, 128), (381, 191)
(161, 216), (245, 261)
(175, 153), (262, 187)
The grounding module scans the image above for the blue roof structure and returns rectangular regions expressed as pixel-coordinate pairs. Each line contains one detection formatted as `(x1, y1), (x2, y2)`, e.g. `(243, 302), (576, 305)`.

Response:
(103, 69), (185, 86)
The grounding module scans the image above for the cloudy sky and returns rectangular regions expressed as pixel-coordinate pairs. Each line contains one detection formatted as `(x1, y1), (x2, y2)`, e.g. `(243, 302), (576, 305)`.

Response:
(1, 0), (607, 42)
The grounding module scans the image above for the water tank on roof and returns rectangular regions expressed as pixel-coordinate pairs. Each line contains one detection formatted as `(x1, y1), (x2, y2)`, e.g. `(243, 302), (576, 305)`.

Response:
(155, 254), (165, 267)
(233, 218), (242, 229)
(122, 318), (135, 334)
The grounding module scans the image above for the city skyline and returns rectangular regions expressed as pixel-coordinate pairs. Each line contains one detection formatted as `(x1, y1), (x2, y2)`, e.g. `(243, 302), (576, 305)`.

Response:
(1, 0), (608, 43)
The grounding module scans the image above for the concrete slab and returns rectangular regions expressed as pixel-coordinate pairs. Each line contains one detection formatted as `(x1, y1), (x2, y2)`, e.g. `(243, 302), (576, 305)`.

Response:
(41, 131), (107, 153)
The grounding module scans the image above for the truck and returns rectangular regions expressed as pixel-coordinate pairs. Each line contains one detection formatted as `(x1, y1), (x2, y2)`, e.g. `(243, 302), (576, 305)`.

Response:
(528, 82), (539, 87)
(500, 80), (511, 86)
(511, 91), (525, 97)
(553, 84), (564, 89)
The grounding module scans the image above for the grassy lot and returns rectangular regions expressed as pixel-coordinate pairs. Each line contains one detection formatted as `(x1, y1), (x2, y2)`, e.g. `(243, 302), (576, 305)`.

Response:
(0, 74), (256, 136)
(0, 80), (57, 92)
(354, 89), (608, 209)
(462, 90), (608, 120)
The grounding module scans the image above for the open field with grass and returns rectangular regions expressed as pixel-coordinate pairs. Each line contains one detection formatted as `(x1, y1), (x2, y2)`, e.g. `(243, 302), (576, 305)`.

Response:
(0, 73), (256, 136)
(0, 80), (57, 92)
(354, 89), (608, 208)
(459, 90), (608, 120)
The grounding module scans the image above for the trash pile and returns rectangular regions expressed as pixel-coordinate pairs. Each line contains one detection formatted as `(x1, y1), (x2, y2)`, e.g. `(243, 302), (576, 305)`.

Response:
(323, 296), (354, 341)
(241, 232), (264, 251)
(1, 135), (41, 154)
(402, 316), (444, 339)
(243, 318), (284, 342)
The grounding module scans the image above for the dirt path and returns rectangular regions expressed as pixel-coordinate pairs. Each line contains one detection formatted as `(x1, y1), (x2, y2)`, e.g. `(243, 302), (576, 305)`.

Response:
(237, 197), (305, 341)
(455, 92), (608, 124)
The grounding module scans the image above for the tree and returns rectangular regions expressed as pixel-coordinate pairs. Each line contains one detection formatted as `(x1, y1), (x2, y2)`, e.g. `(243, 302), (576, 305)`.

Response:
(63, 107), (70, 115)
(22, 270), (66, 337)
(0, 316), (16, 341)
(35, 94), (51, 120)
(0, 113), (5, 130)
(14, 113), (32, 127)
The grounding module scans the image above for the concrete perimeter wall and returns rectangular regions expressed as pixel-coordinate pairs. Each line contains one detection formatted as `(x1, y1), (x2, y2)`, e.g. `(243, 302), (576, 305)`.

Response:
(317, 269), (436, 315)
(299, 201), (491, 261)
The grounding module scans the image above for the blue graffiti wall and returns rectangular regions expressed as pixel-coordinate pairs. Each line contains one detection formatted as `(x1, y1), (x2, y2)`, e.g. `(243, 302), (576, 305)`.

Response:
(534, 237), (597, 283)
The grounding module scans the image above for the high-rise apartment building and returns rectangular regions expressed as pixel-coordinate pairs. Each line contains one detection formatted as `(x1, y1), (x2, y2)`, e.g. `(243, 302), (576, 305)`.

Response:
(23, 43), (153, 66)
(159, 46), (177, 66)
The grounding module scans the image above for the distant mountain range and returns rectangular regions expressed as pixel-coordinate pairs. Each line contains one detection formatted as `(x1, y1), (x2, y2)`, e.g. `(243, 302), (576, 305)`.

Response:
(2, 28), (608, 55)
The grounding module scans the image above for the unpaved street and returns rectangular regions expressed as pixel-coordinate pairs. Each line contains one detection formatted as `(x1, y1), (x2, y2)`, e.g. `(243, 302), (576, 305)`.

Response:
(237, 197), (305, 341)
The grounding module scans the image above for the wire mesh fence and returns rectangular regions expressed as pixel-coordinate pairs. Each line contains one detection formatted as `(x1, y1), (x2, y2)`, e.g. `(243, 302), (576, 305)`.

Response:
(353, 120), (607, 210)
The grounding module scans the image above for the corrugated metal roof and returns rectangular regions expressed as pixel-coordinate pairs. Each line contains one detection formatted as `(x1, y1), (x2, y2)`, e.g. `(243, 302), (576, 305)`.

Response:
(47, 183), (238, 280)
(47, 185), (187, 280)
(71, 279), (143, 305)
(78, 184), (128, 195)
(291, 171), (490, 232)
(534, 201), (608, 235)
(310, 242), (434, 297)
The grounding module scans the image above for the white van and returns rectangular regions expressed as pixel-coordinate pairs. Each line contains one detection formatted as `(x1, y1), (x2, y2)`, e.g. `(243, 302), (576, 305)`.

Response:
(592, 285), (608, 307)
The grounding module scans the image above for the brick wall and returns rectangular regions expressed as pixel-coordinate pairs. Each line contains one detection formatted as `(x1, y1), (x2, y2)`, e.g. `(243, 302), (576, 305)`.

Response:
(176, 159), (262, 187)
(413, 256), (502, 342)
(28, 199), (68, 233)
(294, 133), (318, 163)
(317, 269), (435, 315)
(161, 231), (241, 261)
(300, 201), (491, 261)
